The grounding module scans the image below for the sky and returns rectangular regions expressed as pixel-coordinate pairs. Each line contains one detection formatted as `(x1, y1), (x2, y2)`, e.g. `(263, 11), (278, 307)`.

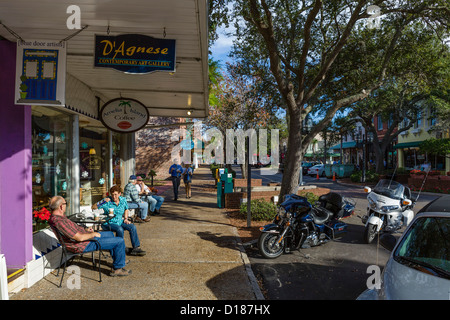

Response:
(209, 27), (234, 66)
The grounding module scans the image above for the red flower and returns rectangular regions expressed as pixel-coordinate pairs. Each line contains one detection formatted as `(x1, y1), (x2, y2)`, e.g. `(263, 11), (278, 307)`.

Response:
(33, 207), (50, 222)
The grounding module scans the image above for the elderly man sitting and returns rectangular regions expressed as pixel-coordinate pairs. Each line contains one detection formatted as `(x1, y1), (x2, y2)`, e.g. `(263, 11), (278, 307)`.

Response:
(123, 175), (150, 222)
(136, 175), (164, 215)
(49, 196), (131, 276)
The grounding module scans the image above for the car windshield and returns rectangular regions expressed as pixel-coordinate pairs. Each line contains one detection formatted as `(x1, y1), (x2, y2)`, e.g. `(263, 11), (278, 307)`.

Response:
(394, 217), (450, 280)
(373, 179), (405, 200)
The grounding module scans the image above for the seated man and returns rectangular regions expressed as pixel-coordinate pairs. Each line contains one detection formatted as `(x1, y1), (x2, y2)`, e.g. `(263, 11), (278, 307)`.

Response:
(123, 175), (149, 222)
(48, 196), (131, 277)
(93, 185), (146, 257)
(136, 175), (164, 215)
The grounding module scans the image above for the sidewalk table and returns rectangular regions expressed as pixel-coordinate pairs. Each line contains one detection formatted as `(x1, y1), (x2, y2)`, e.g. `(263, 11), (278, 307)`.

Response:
(68, 214), (113, 230)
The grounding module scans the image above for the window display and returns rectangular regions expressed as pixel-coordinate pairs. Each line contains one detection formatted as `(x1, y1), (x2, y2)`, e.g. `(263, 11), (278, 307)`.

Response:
(31, 107), (72, 231)
(79, 127), (108, 207)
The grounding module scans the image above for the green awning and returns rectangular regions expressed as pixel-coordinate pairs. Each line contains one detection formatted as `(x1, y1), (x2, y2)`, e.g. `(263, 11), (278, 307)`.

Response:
(330, 141), (357, 150)
(393, 141), (423, 149)
(304, 152), (340, 157)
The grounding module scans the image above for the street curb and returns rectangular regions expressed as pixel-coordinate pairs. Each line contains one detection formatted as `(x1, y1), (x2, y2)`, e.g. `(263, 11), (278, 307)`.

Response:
(231, 227), (265, 300)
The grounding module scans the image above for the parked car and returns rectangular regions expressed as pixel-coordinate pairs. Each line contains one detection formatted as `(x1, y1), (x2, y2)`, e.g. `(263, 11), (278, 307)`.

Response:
(307, 164), (325, 177)
(301, 162), (319, 174)
(357, 195), (450, 300)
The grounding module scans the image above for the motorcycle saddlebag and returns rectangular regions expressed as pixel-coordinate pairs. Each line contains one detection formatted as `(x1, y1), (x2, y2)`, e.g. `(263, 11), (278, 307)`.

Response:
(319, 193), (344, 218)
(325, 220), (347, 239)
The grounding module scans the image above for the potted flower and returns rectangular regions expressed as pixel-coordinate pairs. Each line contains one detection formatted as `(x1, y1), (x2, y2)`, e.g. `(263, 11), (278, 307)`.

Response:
(148, 169), (157, 187)
(19, 74), (28, 99)
(409, 169), (423, 176)
(33, 207), (51, 232)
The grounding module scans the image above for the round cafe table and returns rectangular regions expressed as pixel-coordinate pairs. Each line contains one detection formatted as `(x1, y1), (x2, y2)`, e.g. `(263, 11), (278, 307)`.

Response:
(68, 214), (114, 230)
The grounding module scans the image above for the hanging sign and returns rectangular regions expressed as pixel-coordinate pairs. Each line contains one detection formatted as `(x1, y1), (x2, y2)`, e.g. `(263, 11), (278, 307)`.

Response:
(100, 98), (149, 133)
(94, 34), (176, 74)
(15, 40), (67, 106)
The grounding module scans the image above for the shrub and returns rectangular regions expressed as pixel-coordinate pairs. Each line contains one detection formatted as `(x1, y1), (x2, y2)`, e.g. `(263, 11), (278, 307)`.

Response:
(350, 170), (379, 183)
(298, 191), (319, 204)
(239, 198), (277, 221)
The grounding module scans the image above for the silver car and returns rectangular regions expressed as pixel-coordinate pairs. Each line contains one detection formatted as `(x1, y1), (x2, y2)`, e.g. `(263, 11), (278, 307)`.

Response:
(358, 195), (450, 300)
(307, 164), (325, 177)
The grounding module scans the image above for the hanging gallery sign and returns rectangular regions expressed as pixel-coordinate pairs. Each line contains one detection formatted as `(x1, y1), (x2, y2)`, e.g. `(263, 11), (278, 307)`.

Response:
(100, 98), (149, 133)
(15, 40), (67, 106)
(94, 34), (176, 74)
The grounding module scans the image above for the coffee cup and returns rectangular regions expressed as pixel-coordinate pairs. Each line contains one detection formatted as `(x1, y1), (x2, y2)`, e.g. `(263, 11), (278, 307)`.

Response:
(109, 208), (114, 217)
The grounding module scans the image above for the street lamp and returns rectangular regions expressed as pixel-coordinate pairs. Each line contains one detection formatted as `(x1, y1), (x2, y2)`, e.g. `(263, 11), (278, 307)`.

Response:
(355, 128), (366, 183)
(356, 130), (374, 183)
(299, 116), (313, 186)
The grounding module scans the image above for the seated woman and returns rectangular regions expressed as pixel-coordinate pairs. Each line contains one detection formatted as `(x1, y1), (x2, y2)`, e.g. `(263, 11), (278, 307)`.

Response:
(92, 185), (146, 256)
(136, 175), (164, 215)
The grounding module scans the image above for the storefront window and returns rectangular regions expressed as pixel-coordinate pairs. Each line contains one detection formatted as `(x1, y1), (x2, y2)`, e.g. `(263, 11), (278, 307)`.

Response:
(32, 107), (72, 231)
(112, 132), (123, 187)
(80, 127), (108, 207)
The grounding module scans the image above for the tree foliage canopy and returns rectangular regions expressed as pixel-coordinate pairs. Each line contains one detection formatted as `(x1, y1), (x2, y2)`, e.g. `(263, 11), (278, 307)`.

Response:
(209, 0), (450, 195)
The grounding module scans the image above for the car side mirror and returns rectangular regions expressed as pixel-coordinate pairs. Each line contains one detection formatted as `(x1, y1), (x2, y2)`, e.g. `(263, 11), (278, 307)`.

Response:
(364, 187), (371, 193)
(380, 234), (397, 252)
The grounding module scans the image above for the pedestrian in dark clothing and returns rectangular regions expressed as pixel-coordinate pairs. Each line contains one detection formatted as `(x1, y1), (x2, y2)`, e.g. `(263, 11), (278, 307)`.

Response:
(169, 159), (183, 200)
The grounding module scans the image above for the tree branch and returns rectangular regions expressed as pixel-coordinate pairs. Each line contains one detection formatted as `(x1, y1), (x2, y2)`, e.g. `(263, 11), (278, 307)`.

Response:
(303, 0), (367, 104)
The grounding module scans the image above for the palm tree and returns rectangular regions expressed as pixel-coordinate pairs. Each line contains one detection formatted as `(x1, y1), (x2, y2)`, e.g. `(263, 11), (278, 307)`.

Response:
(119, 100), (131, 114)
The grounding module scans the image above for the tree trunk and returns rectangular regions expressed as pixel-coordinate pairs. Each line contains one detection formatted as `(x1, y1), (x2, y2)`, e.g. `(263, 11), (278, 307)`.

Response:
(280, 108), (302, 199)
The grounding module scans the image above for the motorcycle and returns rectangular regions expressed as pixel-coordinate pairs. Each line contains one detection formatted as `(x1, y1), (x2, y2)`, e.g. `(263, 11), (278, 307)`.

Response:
(361, 179), (415, 244)
(258, 192), (355, 259)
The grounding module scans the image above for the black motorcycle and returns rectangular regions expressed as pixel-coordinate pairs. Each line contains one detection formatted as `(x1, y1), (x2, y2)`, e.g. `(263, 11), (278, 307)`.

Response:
(258, 192), (355, 259)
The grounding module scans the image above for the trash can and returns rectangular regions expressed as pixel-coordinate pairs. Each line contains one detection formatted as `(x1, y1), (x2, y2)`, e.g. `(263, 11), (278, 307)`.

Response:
(324, 164), (333, 178)
(338, 164), (355, 178)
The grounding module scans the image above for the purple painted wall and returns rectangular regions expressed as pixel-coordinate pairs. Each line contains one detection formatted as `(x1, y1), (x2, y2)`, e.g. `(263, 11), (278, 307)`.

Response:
(0, 40), (33, 268)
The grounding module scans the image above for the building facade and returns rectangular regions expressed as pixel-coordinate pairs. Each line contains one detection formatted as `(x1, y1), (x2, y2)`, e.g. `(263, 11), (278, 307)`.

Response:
(0, 0), (209, 294)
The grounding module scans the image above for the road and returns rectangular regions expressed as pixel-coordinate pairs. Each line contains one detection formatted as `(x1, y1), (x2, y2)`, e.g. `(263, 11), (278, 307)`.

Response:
(233, 165), (440, 300)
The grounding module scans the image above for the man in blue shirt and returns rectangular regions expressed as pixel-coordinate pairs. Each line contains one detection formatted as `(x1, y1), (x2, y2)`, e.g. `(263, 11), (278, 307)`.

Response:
(169, 159), (183, 200)
(123, 175), (150, 222)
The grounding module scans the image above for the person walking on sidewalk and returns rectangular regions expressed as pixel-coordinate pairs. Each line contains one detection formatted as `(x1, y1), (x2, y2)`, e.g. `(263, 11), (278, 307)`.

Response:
(183, 164), (193, 199)
(169, 159), (183, 201)
(49, 195), (131, 276)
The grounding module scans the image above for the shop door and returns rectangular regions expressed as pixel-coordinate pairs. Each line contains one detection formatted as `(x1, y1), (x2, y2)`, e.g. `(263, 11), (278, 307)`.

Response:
(22, 49), (58, 101)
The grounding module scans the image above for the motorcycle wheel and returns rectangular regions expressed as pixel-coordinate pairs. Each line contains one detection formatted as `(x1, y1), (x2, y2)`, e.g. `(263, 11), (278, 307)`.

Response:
(258, 232), (285, 259)
(364, 223), (378, 244)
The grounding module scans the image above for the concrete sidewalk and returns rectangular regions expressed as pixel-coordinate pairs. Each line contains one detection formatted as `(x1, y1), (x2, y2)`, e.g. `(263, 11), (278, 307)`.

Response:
(10, 166), (263, 300)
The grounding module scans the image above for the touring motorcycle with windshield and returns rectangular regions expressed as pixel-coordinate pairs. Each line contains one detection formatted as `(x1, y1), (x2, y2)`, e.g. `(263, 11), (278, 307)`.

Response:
(361, 179), (415, 244)
(258, 192), (355, 259)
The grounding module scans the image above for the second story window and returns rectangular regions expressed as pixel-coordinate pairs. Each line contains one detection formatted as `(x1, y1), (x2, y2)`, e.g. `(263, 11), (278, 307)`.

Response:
(377, 115), (383, 130)
(414, 110), (422, 129)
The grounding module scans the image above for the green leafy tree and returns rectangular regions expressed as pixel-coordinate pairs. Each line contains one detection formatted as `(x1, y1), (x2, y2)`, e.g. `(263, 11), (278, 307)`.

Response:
(218, 0), (449, 198)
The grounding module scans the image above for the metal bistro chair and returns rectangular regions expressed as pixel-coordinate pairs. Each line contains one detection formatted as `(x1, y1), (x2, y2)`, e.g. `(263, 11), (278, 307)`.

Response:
(51, 227), (103, 288)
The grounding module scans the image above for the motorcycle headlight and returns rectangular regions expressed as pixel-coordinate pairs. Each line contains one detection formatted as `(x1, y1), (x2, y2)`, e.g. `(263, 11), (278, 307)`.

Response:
(368, 197), (376, 209)
(277, 207), (287, 218)
(381, 205), (399, 212)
